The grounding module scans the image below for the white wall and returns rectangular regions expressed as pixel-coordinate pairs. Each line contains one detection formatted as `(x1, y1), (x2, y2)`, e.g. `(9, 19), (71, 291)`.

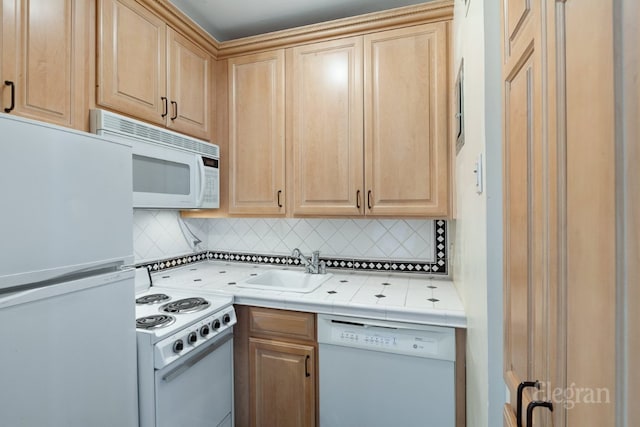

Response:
(452, 0), (503, 426)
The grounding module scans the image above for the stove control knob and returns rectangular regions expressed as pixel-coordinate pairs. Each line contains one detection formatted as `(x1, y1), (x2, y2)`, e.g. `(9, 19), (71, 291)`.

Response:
(200, 325), (210, 337)
(223, 313), (231, 324)
(188, 332), (197, 344)
(173, 340), (184, 353)
(212, 319), (221, 330)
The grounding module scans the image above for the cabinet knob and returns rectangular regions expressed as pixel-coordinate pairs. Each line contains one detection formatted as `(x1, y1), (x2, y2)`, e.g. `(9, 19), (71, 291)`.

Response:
(526, 400), (553, 426)
(4, 81), (15, 113)
(517, 381), (540, 427)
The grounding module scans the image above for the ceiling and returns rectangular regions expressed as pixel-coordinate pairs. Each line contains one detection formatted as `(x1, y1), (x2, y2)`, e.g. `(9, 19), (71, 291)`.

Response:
(169, 0), (436, 42)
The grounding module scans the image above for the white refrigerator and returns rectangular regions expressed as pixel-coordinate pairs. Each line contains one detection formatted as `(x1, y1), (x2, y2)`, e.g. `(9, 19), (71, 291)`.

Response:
(0, 113), (138, 426)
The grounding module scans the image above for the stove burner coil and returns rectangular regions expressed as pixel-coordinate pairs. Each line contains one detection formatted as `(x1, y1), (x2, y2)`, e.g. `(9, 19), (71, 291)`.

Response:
(136, 314), (176, 330)
(160, 297), (210, 314)
(136, 293), (171, 305)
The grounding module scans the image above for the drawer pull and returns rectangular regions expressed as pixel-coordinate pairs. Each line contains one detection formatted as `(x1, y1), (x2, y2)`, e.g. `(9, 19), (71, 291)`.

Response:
(171, 101), (178, 120)
(161, 96), (168, 118)
(4, 81), (15, 113)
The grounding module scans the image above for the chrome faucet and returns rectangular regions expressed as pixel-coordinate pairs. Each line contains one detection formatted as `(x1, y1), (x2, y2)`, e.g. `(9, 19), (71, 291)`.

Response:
(291, 248), (326, 274)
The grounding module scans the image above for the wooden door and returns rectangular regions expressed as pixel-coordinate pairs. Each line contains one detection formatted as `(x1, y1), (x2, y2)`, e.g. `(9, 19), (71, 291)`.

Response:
(228, 50), (285, 215)
(502, 1), (557, 426)
(249, 338), (315, 427)
(503, 0), (622, 426)
(364, 23), (449, 216)
(167, 27), (211, 140)
(288, 36), (364, 216)
(1, 0), (88, 129)
(97, 0), (166, 126)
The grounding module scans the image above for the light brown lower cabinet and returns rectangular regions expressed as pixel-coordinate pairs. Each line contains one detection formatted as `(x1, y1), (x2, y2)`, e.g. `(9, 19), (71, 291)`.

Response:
(234, 306), (317, 427)
(249, 338), (315, 427)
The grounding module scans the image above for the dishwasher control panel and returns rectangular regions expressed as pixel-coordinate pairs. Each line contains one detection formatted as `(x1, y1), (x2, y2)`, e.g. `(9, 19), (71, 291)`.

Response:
(318, 314), (455, 361)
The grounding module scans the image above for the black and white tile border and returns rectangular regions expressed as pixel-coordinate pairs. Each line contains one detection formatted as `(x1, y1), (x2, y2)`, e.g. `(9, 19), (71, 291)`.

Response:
(138, 220), (448, 276)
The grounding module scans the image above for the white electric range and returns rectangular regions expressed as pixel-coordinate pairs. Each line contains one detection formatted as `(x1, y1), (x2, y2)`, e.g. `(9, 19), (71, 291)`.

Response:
(134, 268), (236, 427)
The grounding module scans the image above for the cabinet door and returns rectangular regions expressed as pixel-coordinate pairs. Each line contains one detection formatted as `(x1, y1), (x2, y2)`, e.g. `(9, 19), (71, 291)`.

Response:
(2, 0), (88, 129)
(364, 23), (449, 216)
(289, 37), (364, 216)
(97, 0), (166, 125)
(249, 338), (315, 427)
(167, 28), (211, 140)
(228, 51), (285, 215)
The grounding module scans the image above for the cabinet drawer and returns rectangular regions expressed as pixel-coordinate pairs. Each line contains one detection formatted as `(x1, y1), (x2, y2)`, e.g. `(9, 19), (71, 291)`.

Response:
(249, 307), (316, 342)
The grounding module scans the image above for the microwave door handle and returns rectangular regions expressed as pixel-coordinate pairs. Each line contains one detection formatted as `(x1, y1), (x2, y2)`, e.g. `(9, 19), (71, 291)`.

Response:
(197, 158), (206, 207)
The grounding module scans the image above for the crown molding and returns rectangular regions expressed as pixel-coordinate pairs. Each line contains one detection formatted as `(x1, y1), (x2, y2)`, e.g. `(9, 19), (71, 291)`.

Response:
(216, 0), (453, 58)
(141, 0), (221, 57)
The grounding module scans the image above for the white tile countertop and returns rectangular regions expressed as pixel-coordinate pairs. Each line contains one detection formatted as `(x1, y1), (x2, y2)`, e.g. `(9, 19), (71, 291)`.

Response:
(150, 261), (466, 328)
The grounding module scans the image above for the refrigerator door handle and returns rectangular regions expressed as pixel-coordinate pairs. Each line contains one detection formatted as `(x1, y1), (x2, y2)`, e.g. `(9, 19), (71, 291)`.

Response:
(0, 260), (128, 297)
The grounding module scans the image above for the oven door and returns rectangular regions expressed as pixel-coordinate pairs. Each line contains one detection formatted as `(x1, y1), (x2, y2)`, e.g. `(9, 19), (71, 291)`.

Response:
(155, 331), (233, 427)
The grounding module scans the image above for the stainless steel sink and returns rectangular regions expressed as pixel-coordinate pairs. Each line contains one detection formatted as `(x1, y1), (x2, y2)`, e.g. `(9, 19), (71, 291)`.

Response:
(237, 269), (332, 293)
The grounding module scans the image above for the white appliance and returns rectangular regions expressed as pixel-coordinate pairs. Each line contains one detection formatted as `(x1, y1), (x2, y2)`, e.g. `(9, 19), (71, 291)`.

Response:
(135, 270), (236, 427)
(0, 113), (138, 426)
(318, 314), (456, 427)
(90, 109), (219, 210)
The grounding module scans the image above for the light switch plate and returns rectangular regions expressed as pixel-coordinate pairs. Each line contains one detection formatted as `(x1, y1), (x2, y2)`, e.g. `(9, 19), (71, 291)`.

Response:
(474, 153), (483, 194)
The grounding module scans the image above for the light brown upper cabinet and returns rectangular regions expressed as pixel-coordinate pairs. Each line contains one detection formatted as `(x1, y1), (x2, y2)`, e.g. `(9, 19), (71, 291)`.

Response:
(288, 22), (449, 217)
(1, 0), (89, 129)
(228, 51), (286, 215)
(97, 0), (211, 140)
(288, 37), (364, 216)
(167, 29), (211, 139)
(364, 23), (449, 216)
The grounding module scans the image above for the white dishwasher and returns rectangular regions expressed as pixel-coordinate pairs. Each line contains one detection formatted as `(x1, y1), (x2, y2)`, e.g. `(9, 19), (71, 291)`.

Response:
(318, 314), (456, 427)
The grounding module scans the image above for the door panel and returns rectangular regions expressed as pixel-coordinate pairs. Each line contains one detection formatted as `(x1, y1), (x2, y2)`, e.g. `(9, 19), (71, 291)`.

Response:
(167, 28), (210, 140)
(97, 0), (166, 125)
(289, 37), (363, 216)
(228, 50), (285, 214)
(503, 49), (536, 404)
(502, 2), (551, 425)
(364, 23), (449, 216)
(249, 338), (315, 427)
(2, 0), (87, 128)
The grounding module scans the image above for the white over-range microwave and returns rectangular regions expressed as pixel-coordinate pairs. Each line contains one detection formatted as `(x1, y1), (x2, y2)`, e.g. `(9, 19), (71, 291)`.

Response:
(90, 109), (219, 209)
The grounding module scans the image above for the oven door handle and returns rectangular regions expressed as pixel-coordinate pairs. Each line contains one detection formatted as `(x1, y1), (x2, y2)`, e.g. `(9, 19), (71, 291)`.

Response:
(162, 332), (232, 383)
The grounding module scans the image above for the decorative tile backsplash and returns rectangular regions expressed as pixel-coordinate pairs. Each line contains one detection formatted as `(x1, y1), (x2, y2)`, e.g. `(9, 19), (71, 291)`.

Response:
(133, 210), (448, 274)
(133, 210), (207, 263)
(207, 218), (436, 261)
